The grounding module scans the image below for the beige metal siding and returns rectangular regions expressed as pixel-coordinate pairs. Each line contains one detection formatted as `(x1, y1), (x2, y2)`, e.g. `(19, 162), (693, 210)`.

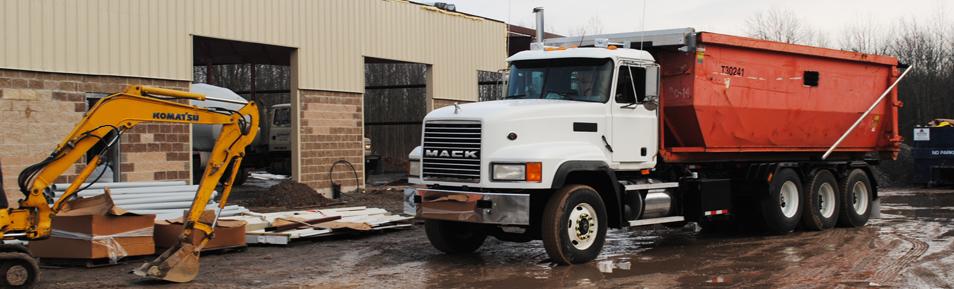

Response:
(0, 0), (507, 101)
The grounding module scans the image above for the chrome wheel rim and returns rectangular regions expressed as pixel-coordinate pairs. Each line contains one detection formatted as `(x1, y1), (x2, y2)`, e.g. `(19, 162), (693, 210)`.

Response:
(568, 203), (598, 250)
(780, 180), (799, 218)
(852, 181), (869, 215)
(818, 183), (836, 218)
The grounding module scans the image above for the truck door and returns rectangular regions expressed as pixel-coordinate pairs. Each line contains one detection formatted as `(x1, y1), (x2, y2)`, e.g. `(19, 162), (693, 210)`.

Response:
(611, 64), (659, 166)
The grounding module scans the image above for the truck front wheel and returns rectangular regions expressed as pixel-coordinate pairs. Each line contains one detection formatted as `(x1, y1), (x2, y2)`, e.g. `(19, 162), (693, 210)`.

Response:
(424, 220), (487, 254)
(542, 184), (607, 265)
(759, 168), (803, 234)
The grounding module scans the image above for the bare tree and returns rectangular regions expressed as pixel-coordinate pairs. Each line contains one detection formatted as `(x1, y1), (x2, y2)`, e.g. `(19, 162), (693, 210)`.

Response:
(569, 16), (604, 37)
(839, 16), (891, 54)
(808, 28), (833, 48)
(744, 8), (812, 44)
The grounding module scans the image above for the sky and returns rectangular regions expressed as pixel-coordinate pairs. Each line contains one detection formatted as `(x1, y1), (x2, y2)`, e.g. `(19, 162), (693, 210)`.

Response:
(444, 0), (953, 38)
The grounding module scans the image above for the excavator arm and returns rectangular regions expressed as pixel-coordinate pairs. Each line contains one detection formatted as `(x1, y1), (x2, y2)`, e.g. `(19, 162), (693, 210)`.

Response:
(1, 85), (259, 284)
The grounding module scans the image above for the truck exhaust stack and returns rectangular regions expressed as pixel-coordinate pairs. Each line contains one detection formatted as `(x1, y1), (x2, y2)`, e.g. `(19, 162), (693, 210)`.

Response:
(533, 7), (545, 48)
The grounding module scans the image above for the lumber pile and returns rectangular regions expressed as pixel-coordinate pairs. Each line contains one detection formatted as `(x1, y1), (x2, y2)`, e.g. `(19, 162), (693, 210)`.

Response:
(224, 206), (413, 245)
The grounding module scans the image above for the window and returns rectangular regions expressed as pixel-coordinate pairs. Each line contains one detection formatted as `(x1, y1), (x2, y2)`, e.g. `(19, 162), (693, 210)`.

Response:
(804, 71), (819, 87)
(478, 70), (505, 102)
(506, 58), (615, 103)
(85, 93), (121, 182)
(615, 66), (647, 104)
(272, 107), (291, 127)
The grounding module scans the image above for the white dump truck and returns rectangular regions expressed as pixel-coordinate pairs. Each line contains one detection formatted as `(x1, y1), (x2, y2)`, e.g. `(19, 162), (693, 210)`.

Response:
(405, 10), (906, 264)
(191, 84), (291, 183)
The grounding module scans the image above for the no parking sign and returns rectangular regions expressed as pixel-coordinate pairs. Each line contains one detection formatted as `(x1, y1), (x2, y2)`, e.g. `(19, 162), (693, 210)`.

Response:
(914, 128), (930, 141)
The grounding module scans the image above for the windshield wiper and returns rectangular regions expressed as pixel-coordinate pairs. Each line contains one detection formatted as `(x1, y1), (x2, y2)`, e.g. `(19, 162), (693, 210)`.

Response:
(506, 94), (526, 99)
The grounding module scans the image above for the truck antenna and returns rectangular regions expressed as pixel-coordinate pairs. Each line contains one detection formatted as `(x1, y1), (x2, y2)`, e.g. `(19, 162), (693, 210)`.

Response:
(640, 0), (647, 50)
(578, 29), (586, 47)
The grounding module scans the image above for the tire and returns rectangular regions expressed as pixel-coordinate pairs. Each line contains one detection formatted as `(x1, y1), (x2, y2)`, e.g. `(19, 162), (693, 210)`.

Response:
(800, 170), (840, 231)
(0, 252), (38, 289)
(542, 184), (608, 265)
(424, 220), (487, 254)
(232, 165), (250, 186)
(837, 169), (873, 227)
(758, 168), (803, 234)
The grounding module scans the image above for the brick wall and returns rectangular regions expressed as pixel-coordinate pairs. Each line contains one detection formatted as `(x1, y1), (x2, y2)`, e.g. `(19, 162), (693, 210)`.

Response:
(298, 89), (364, 196)
(0, 69), (191, 204)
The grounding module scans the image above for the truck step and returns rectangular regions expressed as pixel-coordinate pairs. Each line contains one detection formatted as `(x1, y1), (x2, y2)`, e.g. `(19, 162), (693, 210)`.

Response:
(628, 216), (685, 227)
(623, 182), (679, 191)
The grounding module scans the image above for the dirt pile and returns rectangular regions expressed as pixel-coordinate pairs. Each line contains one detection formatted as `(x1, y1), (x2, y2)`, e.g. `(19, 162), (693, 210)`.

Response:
(247, 180), (336, 209)
(340, 186), (406, 212)
(873, 143), (913, 188)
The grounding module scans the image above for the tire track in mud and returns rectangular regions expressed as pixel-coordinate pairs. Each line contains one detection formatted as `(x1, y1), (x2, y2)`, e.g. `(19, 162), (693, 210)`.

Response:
(871, 232), (929, 285)
(903, 237), (954, 288)
(770, 229), (873, 288)
(694, 229), (862, 288)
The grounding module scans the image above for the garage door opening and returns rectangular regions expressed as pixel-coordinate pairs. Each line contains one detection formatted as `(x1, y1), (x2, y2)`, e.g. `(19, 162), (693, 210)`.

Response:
(364, 58), (429, 185)
(192, 36), (294, 192)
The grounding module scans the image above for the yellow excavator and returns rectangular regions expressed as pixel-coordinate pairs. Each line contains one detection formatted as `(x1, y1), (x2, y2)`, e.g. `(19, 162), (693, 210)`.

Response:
(0, 85), (259, 287)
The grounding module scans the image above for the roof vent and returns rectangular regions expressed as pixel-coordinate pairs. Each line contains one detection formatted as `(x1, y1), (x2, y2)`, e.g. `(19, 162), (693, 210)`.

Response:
(433, 2), (456, 12)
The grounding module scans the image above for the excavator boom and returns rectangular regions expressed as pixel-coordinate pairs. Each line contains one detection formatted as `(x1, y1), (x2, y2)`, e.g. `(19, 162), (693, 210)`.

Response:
(1, 85), (259, 285)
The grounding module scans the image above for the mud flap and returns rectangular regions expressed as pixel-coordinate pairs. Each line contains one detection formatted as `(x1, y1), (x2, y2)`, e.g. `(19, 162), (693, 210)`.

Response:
(681, 179), (732, 222)
(870, 198), (881, 219)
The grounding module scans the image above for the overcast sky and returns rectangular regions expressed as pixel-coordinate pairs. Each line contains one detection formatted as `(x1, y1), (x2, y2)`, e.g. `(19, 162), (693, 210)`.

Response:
(447, 0), (952, 38)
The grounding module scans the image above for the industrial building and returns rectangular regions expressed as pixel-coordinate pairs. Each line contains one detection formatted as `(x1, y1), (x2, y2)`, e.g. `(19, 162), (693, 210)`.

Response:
(0, 0), (507, 199)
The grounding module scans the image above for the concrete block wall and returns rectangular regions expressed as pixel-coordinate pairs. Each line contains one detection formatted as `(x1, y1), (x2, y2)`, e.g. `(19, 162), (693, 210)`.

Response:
(298, 89), (365, 196)
(0, 69), (190, 204)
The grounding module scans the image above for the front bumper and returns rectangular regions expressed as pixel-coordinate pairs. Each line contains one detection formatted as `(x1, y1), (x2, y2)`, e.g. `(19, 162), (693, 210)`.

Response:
(404, 188), (530, 225)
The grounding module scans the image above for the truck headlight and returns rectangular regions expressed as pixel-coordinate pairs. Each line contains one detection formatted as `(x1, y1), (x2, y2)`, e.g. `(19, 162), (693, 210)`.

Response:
(409, 159), (421, 177)
(492, 162), (542, 182)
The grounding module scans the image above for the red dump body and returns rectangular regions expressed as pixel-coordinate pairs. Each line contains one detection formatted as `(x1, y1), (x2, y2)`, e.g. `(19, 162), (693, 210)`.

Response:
(657, 32), (902, 163)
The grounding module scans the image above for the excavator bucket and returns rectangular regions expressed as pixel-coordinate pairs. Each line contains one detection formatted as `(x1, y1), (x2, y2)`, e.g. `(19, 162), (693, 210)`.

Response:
(133, 241), (201, 283)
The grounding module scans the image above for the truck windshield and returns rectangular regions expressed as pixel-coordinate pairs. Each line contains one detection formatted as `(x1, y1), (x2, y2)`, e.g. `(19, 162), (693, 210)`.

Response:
(272, 107), (291, 127)
(506, 58), (614, 103)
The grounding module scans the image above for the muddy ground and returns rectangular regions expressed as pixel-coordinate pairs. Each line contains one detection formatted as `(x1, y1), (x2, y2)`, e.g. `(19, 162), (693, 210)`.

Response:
(39, 187), (954, 289)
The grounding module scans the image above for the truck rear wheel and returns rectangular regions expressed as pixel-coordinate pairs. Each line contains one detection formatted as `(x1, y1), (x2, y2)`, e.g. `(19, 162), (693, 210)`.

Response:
(837, 169), (872, 227)
(759, 168), (803, 234)
(542, 184), (607, 265)
(424, 220), (487, 254)
(800, 169), (840, 231)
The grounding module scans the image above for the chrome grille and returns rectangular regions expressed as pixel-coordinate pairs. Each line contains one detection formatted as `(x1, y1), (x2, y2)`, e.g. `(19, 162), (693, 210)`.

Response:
(422, 121), (481, 182)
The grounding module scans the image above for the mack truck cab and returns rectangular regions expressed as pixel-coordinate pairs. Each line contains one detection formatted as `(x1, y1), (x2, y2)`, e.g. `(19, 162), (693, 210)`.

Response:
(406, 45), (673, 264)
(406, 28), (900, 264)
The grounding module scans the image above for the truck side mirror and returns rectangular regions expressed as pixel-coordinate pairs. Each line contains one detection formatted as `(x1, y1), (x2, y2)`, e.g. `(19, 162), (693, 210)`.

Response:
(643, 65), (660, 111)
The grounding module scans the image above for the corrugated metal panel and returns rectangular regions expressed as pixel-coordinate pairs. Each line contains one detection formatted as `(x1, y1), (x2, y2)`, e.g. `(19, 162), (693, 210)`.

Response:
(0, 0), (506, 101)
